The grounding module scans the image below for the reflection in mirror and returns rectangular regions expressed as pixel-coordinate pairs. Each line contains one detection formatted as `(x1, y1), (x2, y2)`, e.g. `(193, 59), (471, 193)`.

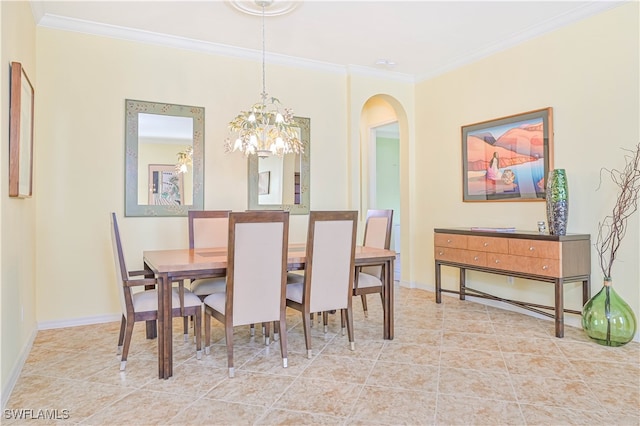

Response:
(257, 153), (300, 205)
(138, 113), (193, 206)
(248, 117), (310, 214)
(125, 100), (204, 217)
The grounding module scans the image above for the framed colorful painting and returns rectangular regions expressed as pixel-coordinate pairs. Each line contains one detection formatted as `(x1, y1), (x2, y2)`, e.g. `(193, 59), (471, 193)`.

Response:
(9, 62), (35, 198)
(462, 107), (553, 202)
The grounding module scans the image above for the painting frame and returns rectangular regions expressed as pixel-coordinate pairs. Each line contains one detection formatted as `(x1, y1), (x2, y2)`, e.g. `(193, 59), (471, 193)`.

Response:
(9, 62), (35, 198)
(258, 171), (270, 195)
(462, 107), (553, 202)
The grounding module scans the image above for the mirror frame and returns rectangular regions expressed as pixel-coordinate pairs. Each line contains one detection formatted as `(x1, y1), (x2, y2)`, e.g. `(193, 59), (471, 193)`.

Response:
(125, 99), (204, 217)
(247, 116), (310, 214)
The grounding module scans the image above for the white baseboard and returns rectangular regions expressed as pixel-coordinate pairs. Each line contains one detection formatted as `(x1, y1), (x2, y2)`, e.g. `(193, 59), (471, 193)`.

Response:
(38, 313), (121, 330)
(1, 328), (37, 410)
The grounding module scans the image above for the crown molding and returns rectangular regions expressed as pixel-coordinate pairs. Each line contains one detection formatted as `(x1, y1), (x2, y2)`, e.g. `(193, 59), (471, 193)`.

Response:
(37, 14), (351, 75)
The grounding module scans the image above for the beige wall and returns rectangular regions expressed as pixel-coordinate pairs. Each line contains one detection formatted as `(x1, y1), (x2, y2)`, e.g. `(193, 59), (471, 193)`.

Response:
(1, 0), (38, 407)
(414, 3), (639, 330)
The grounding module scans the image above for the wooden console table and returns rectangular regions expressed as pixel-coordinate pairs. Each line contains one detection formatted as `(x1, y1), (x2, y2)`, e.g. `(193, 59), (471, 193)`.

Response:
(434, 228), (591, 337)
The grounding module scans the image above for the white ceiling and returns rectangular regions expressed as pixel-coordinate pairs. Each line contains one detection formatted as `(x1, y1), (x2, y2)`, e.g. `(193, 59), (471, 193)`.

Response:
(31, 0), (625, 81)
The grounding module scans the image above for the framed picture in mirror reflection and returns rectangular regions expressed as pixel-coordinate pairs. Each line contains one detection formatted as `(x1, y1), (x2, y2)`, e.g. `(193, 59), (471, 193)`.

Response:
(148, 164), (184, 205)
(258, 171), (270, 195)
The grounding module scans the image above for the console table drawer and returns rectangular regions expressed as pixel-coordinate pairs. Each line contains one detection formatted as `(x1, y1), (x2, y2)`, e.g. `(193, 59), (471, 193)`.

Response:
(435, 247), (487, 266)
(434, 233), (467, 249)
(509, 239), (560, 259)
(467, 236), (509, 253)
(487, 253), (559, 277)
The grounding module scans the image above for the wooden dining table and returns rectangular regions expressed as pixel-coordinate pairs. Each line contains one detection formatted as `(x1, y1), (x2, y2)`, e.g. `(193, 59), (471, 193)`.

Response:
(143, 243), (396, 379)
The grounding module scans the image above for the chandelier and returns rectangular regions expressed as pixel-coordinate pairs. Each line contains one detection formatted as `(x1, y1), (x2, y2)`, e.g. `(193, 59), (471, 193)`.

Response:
(224, 0), (303, 157)
(175, 145), (193, 174)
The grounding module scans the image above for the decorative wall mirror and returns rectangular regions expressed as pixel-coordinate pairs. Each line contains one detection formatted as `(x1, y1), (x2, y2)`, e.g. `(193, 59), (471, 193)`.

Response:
(125, 99), (204, 216)
(248, 116), (310, 214)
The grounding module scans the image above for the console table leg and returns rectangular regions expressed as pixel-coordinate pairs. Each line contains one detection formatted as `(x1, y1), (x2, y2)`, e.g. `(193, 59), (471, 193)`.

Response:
(460, 268), (466, 301)
(582, 278), (591, 305)
(554, 279), (564, 338)
(435, 262), (442, 303)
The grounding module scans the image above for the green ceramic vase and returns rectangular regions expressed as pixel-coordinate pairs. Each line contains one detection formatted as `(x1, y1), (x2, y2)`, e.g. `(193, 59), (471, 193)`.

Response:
(582, 278), (637, 346)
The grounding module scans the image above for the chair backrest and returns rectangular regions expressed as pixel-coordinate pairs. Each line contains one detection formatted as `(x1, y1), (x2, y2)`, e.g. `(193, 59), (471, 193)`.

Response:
(226, 211), (289, 326)
(361, 209), (393, 278)
(304, 211), (358, 313)
(110, 212), (131, 318)
(188, 210), (231, 249)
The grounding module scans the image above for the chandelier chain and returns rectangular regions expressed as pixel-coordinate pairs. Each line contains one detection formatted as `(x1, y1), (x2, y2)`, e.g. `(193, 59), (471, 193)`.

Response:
(261, 4), (267, 101)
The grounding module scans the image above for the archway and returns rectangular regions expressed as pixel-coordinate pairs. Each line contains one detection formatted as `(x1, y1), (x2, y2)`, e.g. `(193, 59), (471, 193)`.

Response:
(360, 94), (410, 285)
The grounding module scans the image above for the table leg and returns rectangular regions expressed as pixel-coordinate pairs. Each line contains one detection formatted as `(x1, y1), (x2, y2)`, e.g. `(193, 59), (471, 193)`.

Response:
(460, 268), (466, 301)
(554, 278), (564, 338)
(435, 262), (442, 303)
(157, 273), (173, 379)
(385, 258), (394, 340)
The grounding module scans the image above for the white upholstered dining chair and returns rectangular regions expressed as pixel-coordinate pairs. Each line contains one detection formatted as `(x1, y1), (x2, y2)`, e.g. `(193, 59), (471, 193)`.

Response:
(188, 210), (231, 298)
(286, 210), (358, 358)
(110, 212), (202, 371)
(353, 209), (393, 317)
(203, 211), (290, 378)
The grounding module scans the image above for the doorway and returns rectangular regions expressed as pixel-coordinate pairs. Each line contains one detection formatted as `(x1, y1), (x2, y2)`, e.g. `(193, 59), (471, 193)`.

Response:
(370, 121), (401, 281)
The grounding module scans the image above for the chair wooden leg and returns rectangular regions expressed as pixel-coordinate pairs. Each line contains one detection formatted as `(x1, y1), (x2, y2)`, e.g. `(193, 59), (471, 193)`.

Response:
(183, 316), (189, 342)
(120, 317), (135, 371)
(279, 315), (288, 368)
(340, 310), (346, 336)
(302, 309), (313, 359)
(117, 315), (126, 355)
(273, 321), (280, 342)
(264, 322), (271, 345)
(345, 307), (355, 351)
(323, 311), (329, 333)
(225, 320), (235, 378)
(204, 310), (211, 355)
(194, 309), (202, 360)
(361, 294), (369, 318)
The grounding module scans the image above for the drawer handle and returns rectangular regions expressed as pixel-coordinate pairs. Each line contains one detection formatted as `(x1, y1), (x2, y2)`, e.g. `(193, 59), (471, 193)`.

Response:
(542, 265), (548, 270)
(439, 251), (444, 256)
(483, 242), (489, 247)
(495, 259), (500, 264)
(529, 246), (535, 251)
(447, 239), (452, 243)
(474, 256), (479, 261)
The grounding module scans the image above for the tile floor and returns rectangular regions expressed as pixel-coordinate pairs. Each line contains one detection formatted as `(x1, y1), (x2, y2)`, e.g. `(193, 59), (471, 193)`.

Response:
(5, 286), (640, 425)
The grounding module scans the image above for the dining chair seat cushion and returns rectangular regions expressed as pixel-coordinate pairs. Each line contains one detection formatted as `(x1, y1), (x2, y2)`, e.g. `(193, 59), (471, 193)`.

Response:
(203, 292), (225, 314)
(286, 272), (304, 284)
(285, 282), (303, 304)
(191, 277), (226, 296)
(356, 272), (382, 289)
(133, 288), (201, 313)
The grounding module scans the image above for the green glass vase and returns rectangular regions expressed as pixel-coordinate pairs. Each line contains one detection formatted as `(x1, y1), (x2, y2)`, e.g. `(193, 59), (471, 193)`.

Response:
(546, 169), (569, 235)
(582, 278), (637, 346)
